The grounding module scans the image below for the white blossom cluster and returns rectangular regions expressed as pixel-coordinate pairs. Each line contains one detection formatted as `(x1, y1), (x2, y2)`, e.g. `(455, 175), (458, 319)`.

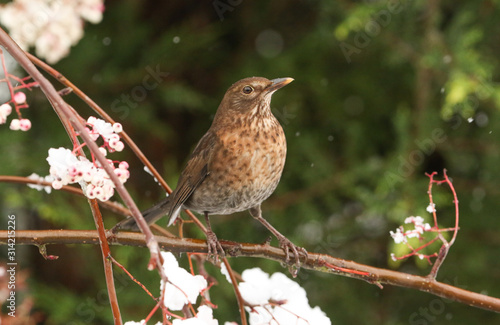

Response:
(124, 305), (222, 325)
(126, 254), (331, 325)
(0, 0), (104, 63)
(26, 172), (54, 193)
(0, 103), (13, 125)
(86, 116), (124, 153)
(125, 252), (220, 325)
(46, 146), (129, 201)
(1, 92), (31, 131)
(43, 117), (127, 201)
(238, 268), (331, 325)
(160, 252), (208, 311)
(426, 203), (436, 213)
(390, 216), (432, 245)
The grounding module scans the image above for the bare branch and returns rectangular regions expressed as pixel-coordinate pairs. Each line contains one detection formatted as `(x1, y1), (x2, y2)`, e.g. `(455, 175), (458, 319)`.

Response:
(2, 229), (500, 313)
(89, 200), (122, 324)
(222, 258), (248, 325)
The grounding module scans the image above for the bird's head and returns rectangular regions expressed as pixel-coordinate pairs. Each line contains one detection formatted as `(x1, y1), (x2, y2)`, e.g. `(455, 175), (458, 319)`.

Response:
(215, 77), (293, 119)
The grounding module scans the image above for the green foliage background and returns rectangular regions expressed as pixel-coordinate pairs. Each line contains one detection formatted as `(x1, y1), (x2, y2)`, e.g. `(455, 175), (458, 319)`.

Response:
(1, 0), (500, 324)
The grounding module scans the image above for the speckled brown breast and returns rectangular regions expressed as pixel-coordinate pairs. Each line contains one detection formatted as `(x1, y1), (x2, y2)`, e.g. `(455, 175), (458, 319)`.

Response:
(184, 114), (286, 215)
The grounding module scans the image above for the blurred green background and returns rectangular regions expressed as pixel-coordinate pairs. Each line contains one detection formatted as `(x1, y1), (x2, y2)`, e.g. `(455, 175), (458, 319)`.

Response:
(1, 0), (500, 324)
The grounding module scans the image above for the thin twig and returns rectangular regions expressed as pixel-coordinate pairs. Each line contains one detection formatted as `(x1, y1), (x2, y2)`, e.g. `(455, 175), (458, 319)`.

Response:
(443, 169), (460, 246)
(222, 258), (248, 325)
(427, 169), (459, 279)
(89, 199), (122, 325)
(109, 255), (156, 301)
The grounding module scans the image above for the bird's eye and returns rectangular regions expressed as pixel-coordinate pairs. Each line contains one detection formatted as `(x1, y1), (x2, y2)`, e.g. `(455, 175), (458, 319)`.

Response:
(242, 86), (253, 94)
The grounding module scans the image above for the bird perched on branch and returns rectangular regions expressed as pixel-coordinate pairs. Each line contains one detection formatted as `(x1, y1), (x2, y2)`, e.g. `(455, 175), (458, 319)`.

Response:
(113, 76), (307, 266)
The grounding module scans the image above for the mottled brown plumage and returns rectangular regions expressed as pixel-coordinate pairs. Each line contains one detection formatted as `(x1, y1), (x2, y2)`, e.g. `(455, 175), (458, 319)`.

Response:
(114, 77), (306, 265)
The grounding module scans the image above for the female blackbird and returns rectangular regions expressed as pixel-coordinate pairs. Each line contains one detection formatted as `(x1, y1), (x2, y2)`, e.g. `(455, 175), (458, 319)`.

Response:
(114, 77), (307, 266)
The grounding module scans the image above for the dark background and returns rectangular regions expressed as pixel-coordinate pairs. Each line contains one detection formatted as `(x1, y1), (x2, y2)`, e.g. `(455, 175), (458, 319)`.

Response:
(1, 0), (500, 324)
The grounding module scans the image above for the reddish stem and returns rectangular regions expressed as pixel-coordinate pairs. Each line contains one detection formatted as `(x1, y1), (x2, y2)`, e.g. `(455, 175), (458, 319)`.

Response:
(427, 169), (459, 279)
(109, 255), (156, 301)
(222, 258), (248, 325)
(90, 199), (123, 324)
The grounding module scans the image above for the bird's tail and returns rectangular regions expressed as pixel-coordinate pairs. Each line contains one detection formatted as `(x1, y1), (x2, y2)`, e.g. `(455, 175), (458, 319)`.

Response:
(111, 197), (171, 232)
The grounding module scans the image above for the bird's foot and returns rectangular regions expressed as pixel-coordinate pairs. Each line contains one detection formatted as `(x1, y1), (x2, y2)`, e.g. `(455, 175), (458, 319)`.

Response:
(206, 230), (225, 263)
(277, 236), (308, 277)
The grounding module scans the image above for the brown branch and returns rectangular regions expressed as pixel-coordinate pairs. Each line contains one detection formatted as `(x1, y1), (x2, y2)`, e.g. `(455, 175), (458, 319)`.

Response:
(3, 229), (500, 313)
(222, 258), (247, 325)
(89, 200), (122, 324)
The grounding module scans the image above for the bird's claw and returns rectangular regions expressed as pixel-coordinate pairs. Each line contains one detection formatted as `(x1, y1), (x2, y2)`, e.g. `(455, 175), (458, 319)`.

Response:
(206, 230), (225, 263)
(277, 237), (308, 277)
